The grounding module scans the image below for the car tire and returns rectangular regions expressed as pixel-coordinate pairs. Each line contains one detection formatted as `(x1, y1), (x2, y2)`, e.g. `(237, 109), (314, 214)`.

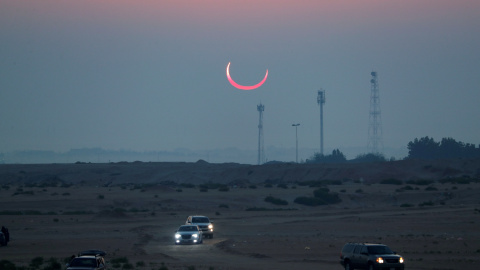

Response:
(344, 261), (353, 270)
(367, 263), (374, 270)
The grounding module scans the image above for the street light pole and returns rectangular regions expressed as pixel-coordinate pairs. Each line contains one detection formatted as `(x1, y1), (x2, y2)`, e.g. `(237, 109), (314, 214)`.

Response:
(292, 123), (300, 163)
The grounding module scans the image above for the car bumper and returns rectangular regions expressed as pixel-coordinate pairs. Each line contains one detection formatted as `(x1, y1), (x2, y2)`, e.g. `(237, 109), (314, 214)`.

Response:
(175, 238), (201, 244)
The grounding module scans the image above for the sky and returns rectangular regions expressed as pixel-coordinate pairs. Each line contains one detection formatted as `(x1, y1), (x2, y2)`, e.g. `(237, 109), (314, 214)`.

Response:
(1, 0), (479, 162)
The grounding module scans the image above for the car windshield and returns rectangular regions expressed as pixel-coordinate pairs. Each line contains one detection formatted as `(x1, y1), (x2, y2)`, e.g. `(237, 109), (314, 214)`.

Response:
(179, 226), (197, 232)
(367, 246), (394, 255)
(192, 217), (209, 223)
(69, 258), (97, 267)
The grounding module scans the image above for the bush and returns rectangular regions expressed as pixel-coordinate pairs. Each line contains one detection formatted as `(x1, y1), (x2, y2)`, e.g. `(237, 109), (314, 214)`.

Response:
(264, 196), (288, 205)
(0, 260), (16, 270)
(30, 256), (44, 268)
(380, 178), (403, 185)
(406, 179), (434, 185)
(294, 196), (325, 206)
(218, 186), (229, 192)
(313, 188), (341, 204)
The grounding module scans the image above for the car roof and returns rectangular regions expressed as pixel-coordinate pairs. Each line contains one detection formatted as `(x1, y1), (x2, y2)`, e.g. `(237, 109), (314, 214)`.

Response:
(78, 250), (107, 257)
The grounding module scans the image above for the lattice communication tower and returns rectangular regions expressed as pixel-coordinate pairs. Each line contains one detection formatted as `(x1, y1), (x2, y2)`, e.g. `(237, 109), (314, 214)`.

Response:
(257, 103), (265, 165)
(368, 71), (383, 154)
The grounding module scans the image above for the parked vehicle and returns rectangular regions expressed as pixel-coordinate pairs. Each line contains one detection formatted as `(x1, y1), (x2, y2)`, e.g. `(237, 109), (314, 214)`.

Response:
(66, 250), (107, 270)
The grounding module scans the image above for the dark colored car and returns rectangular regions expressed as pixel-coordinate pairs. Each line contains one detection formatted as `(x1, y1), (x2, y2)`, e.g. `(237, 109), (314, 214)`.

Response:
(66, 250), (106, 270)
(174, 225), (203, 245)
(340, 243), (405, 270)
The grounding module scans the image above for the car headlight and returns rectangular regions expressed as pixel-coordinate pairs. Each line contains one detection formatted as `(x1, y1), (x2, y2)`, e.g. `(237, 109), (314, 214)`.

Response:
(192, 234), (198, 238)
(399, 257), (404, 263)
(175, 233), (181, 239)
(376, 257), (384, 264)
(208, 224), (213, 229)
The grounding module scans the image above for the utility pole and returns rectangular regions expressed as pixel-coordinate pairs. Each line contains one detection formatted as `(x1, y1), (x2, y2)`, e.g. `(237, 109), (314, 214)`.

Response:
(257, 103), (265, 165)
(292, 123), (300, 163)
(317, 89), (326, 155)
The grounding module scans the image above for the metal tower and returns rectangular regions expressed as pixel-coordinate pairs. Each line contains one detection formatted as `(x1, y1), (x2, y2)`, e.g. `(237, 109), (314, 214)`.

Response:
(317, 89), (326, 155)
(257, 103), (265, 165)
(368, 71), (383, 153)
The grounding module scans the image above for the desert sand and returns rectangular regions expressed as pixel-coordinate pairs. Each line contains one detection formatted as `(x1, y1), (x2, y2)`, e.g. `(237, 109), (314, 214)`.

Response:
(0, 160), (479, 270)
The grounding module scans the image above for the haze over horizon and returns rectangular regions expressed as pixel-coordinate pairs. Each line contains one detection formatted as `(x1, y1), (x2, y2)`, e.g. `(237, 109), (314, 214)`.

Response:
(1, 0), (479, 163)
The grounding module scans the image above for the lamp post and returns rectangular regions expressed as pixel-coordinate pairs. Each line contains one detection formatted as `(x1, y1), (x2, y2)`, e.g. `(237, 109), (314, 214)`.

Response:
(292, 123), (300, 163)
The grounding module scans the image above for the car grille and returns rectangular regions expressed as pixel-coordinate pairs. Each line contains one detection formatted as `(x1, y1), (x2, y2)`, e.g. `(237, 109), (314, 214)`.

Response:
(181, 235), (191, 239)
(385, 258), (399, 263)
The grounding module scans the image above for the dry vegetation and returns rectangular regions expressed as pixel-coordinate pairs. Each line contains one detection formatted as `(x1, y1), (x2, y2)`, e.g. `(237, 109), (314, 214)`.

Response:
(0, 160), (479, 270)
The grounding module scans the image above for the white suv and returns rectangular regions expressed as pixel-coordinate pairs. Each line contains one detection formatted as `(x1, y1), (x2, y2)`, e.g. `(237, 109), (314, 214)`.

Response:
(186, 215), (214, 238)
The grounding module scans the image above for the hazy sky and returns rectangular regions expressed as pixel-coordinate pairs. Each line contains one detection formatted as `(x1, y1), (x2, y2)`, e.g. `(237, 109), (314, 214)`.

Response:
(1, 0), (479, 160)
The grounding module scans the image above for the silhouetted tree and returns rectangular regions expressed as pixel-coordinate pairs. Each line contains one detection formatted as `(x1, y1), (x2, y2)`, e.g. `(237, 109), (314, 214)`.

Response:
(351, 153), (387, 163)
(306, 149), (347, 163)
(407, 136), (480, 159)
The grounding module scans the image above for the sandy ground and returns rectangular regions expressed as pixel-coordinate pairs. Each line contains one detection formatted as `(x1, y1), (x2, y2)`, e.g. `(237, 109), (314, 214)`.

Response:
(1, 179), (479, 270)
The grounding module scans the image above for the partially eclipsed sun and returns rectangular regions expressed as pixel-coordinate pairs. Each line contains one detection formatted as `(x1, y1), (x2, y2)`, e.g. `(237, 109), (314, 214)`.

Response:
(226, 62), (268, 90)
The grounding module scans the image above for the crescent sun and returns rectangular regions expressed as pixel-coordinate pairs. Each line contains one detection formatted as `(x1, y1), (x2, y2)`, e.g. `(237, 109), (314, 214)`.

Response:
(226, 62), (268, 90)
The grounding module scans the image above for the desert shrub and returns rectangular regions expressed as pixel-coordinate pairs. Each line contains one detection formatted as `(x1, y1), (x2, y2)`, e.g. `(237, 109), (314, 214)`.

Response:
(355, 189), (363, 193)
(264, 183), (273, 188)
(313, 188), (341, 204)
(199, 188), (208, 192)
(406, 179), (434, 185)
(313, 187), (330, 196)
(159, 262), (169, 270)
(218, 186), (229, 192)
(294, 196), (325, 206)
(380, 178), (403, 185)
(400, 203), (414, 207)
(180, 183), (195, 188)
(264, 196), (288, 205)
(425, 186), (438, 191)
(0, 260), (16, 270)
(97, 194), (104, 199)
(277, 183), (288, 189)
(62, 210), (94, 215)
(439, 177), (477, 185)
(249, 184), (257, 189)
(297, 180), (342, 187)
(122, 263), (134, 269)
(30, 256), (44, 268)
(0, 210), (23, 215)
(419, 201), (434, 207)
(43, 258), (61, 270)
(218, 204), (229, 208)
(176, 189), (183, 192)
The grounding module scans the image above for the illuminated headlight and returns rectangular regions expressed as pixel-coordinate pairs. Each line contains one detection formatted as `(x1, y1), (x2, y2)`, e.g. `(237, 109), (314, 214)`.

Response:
(192, 234), (198, 238)
(376, 257), (384, 264)
(175, 233), (181, 239)
(208, 224), (213, 230)
(399, 257), (404, 263)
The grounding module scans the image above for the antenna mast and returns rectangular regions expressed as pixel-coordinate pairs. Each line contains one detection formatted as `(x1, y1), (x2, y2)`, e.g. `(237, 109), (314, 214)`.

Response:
(317, 89), (326, 155)
(257, 103), (265, 165)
